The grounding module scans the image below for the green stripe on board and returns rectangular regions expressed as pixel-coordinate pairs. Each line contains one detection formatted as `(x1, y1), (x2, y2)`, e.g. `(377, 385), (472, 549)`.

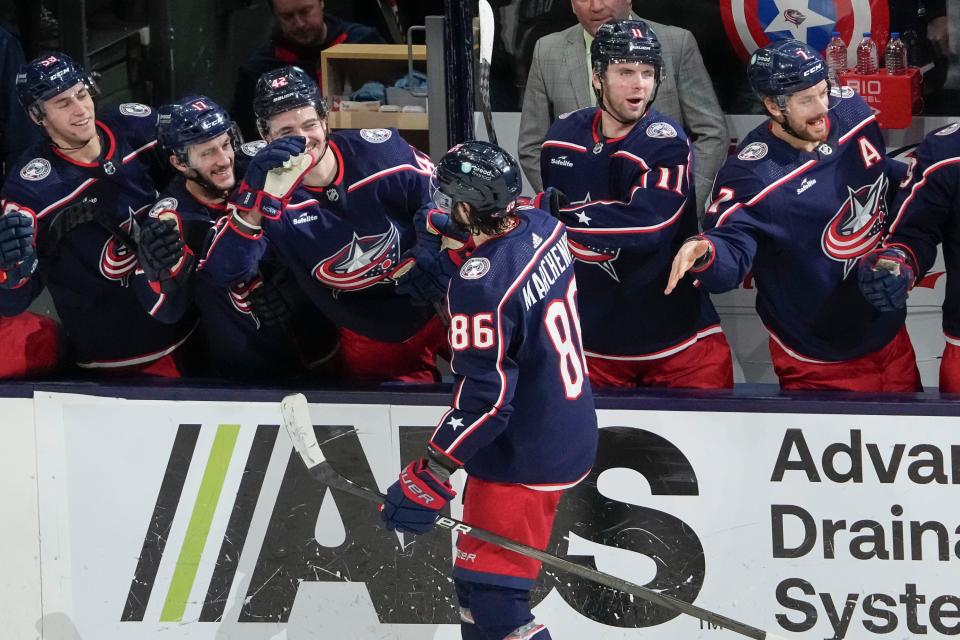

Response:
(160, 424), (240, 622)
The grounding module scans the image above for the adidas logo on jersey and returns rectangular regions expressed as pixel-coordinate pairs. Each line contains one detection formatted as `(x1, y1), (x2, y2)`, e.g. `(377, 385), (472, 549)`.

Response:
(550, 156), (573, 168)
(293, 213), (318, 225)
(532, 233), (543, 248)
(797, 178), (817, 195)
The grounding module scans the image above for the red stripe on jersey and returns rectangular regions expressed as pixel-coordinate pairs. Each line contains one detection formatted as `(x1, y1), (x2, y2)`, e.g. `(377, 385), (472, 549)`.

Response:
(542, 140), (588, 153)
(37, 178), (97, 218)
(716, 160), (817, 226)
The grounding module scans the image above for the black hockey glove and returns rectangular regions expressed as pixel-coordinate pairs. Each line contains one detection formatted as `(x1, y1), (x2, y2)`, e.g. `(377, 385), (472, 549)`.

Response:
(248, 270), (295, 329)
(138, 213), (194, 293)
(415, 207), (469, 251)
(0, 209), (38, 289)
(532, 187), (569, 219)
(230, 136), (311, 219)
(394, 245), (458, 305)
(858, 247), (915, 312)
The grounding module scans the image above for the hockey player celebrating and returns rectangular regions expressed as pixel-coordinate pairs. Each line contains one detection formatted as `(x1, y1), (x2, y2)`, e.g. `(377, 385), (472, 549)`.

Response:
(202, 66), (451, 383)
(135, 94), (338, 380)
(538, 19), (732, 388)
(666, 40), (920, 391)
(859, 121), (960, 391)
(380, 141), (598, 640)
(0, 52), (194, 376)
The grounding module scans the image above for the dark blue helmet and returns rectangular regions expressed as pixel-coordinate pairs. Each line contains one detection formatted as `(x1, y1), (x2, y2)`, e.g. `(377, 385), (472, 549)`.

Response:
(748, 39), (828, 98)
(253, 66), (327, 137)
(591, 20), (663, 80)
(434, 141), (522, 223)
(16, 52), (98, 118)
(157, 95), (240, 162)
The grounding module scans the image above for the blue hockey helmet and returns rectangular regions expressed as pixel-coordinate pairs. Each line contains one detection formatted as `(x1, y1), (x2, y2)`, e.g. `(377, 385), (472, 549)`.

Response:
(748, 39), (828, 99)
(157, 95), (240, 163)
(591, 19), (663, 82)
(433, 140), (522, 226)
(16, 52), (98, 119)
(253, 66), (327, 137)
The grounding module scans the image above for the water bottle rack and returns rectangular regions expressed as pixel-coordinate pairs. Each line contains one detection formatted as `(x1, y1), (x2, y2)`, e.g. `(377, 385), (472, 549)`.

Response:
(838, 68), (922, 129)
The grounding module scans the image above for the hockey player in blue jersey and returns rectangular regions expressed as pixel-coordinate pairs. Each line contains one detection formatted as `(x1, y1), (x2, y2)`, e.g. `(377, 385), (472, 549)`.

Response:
(666, 40), (920, 391)
(135, 94), (338, 380)
(0, 52), (194, 376)
(538, 19), (732, 389)
(380, 141), (598, 640)
(202, 65), (451, 383)
(859, 122), (960, 392)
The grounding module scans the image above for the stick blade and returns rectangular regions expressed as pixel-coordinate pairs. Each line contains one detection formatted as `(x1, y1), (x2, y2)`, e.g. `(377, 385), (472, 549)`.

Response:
(280, 393), (326, 469)
(478, 0), (495, 63)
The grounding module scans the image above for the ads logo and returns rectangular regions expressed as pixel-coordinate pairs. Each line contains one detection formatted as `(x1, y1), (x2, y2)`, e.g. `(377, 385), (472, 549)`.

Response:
(721, 0), (888, 62)
(121, 424), (705, 628)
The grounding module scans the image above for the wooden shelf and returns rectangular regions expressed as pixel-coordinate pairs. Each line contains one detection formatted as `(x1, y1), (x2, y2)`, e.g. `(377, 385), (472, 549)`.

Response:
(328, 111), (428, 130)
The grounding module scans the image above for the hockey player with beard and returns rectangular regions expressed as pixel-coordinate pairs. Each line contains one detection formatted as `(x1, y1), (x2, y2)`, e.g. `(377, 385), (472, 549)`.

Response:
(666, 40), (920, 391)
(380, 141), (597, 640)
(135, 95), (338, 380)
(859, 121), (960, 392)
(0, 52), (194, 376)
(537, 20), (732, 389)
(202, 66), (454, 383)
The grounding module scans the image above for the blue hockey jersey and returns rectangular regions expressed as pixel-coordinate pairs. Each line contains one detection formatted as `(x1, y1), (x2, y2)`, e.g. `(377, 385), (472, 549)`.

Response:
(539, 107), (722, 357)
(143, 176), (337, 380)
(886, 121), (960, 339)
(0, 104), (194, 369)
(429, 207), (598, 486)
(202, 128), (437, 342)
(693, 90), (904, 362)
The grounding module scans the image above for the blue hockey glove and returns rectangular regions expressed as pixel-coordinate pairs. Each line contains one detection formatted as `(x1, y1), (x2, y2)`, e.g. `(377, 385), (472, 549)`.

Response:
(0, 209), (37, 289)
(230, 136), (310, 219)
(532, 187), (568, 219)
(858, 247), (915, 312)
(380, 459), (457, 535)
(138, 212), (194, 293)
(416, 207), (469, 251)
(394, 245), (458, 305)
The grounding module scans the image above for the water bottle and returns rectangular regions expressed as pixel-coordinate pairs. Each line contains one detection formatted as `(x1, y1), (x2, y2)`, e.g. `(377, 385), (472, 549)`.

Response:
(856, 32), (879, 74)
(825, 32), (848, 84)
(885, 32), (908, 75)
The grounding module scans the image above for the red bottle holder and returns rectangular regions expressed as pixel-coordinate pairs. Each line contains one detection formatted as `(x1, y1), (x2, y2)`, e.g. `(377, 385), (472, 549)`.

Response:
(838, 68), (922, 129)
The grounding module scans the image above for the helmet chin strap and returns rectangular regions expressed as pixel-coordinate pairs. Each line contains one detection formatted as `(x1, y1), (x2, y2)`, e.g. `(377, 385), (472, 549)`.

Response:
(771, 97), (810, 143)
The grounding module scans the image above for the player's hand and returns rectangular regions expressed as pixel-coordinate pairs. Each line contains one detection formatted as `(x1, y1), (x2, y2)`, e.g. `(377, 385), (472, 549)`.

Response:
(0, 209), (38, 289)
(138, 212), (194, 291)
(393, 246), (457, 305)
(533, 187), (568, 219)
(248, 272), (294, 328)
(858, 247), (915, 312)
(230, 137), (311, 219)
(380, 459), (457, 535)
(415, 208), (469, 251)
(665, 238), (710, 295)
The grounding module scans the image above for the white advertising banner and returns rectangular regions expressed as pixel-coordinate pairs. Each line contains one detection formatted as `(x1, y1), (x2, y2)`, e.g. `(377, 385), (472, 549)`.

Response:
(30, 392), (960, 639)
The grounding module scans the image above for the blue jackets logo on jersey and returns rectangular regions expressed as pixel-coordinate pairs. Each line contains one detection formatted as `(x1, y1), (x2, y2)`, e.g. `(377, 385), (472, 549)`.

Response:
(311, 223), (402, 291)
(821, 173), (888, 276)
(99, 214), (138, 283)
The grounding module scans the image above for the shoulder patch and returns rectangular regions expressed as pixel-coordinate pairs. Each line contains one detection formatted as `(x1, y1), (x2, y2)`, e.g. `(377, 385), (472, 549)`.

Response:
(935, 122), (960, 137)
(19, 158), (51, 181)
(645, 122), (678, 139)
(737, 142), (768, 161)
(830, 85), (855, 99)
(150, 197), (178, 216)
(240, 140), (267, 156)
(460, 257), (491, 280)
(360, 128), (393, 144)
(119, 103), (152, 117)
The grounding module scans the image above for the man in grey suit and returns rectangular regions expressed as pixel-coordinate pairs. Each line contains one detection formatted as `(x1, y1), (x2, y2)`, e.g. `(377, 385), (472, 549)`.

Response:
(519, 0), (727, 216)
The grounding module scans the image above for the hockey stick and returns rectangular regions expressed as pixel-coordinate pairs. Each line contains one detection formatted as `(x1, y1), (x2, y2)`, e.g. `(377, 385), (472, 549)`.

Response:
(280, 393), (784, 640)
(477, 0), (498, 145)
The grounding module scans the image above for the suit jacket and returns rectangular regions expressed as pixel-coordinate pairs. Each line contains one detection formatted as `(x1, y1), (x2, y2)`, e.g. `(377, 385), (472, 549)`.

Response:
(518, 17), (727, 216)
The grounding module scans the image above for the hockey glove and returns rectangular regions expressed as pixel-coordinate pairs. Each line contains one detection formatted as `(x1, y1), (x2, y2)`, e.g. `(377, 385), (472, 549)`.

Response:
(532, 187), (569, 219)
(415, 207), (469, 251)
(394, 245), (458, 305)
(0, 209), (37, 289)
(858, 247), (915, 312)
(230, 136), (312, 219)
(380, 459), (457, 535)
(138, 212), (194, 293)
(248, 272), (294, 328)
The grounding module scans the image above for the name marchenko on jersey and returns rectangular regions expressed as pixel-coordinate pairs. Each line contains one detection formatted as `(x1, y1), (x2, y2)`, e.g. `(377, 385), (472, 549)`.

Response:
(521, 235), (574, 311)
